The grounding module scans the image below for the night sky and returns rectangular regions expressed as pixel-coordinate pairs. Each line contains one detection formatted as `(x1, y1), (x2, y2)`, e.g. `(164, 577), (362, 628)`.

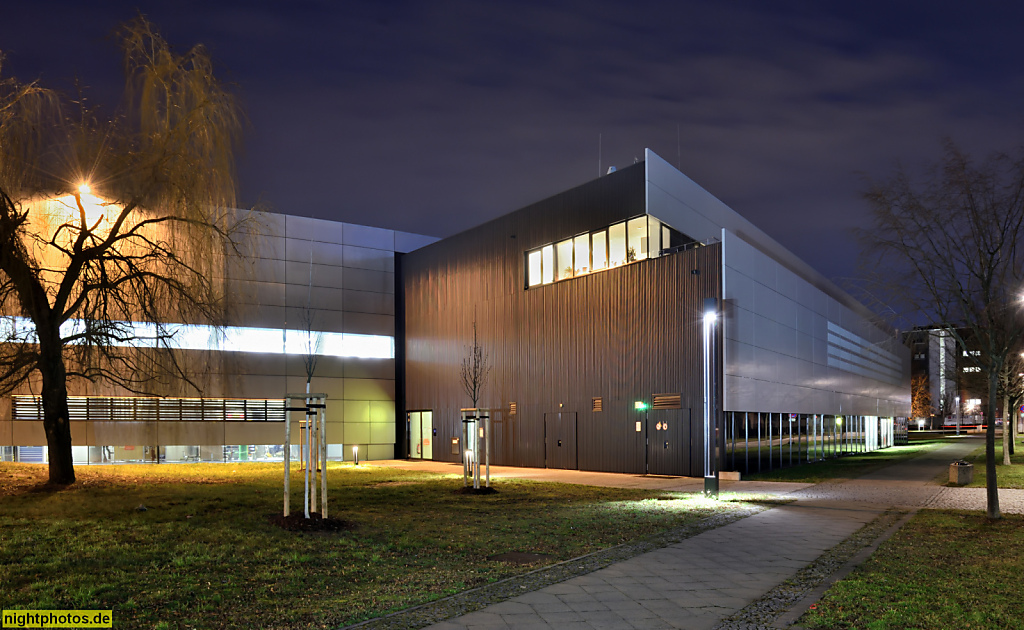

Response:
(4, 1), (1023, 284)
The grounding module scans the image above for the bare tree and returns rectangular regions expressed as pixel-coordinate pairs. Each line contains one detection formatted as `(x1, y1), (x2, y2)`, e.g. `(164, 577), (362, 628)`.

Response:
(998, 352), (1023, 461)
(0, 17), (248, 484)
(460, 321), (491, 408)
(859, 140), (1024, 519)
(300, 253), (324, 393)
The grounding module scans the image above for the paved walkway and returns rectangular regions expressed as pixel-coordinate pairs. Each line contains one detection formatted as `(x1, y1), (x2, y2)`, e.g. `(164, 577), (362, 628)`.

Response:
(367, 437), (1023, 630)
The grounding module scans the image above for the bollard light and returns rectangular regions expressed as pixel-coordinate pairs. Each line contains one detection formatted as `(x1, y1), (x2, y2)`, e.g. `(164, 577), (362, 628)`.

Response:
(353, 445), (359, 465)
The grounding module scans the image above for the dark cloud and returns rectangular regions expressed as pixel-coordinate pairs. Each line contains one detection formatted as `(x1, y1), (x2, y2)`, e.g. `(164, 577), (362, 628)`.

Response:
(3, 0), (1023, 284)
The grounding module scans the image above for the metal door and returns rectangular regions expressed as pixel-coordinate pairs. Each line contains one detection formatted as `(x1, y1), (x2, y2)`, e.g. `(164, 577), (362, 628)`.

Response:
(544, 412), (577, 469)
(647, 409), (688, 476)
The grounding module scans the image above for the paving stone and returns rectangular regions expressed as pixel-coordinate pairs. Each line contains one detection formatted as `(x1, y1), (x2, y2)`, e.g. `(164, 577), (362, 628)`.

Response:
(538, 611), (584, 623)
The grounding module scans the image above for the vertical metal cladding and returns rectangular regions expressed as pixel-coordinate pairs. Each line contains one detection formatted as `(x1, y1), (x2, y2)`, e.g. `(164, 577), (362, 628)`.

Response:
(402, 164), (722, 476)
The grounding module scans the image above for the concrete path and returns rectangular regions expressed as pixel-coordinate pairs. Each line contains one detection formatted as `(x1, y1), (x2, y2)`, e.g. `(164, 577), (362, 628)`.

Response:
(367, 437), (1023, 630)
(368, 459), (813, 497)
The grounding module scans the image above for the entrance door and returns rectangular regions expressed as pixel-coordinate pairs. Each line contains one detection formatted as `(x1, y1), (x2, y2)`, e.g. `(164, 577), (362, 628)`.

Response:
(408, 411), (433, 459)
(544, 412), (577, 469)
(647, 409), (690, 476)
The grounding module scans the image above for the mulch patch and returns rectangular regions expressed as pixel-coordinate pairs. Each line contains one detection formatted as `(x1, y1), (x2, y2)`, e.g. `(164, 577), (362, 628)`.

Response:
(268, 512), (357, 533)
(487, 551), (554, 564)
(454, 486), (499, 495)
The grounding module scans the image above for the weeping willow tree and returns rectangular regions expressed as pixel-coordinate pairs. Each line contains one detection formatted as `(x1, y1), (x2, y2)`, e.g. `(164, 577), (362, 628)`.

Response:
(0, 16), (249, 484)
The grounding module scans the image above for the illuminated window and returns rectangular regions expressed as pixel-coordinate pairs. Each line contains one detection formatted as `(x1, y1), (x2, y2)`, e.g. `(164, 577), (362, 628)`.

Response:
(648, 216), (661, 257)
(627, 217), (648, 260)
(574, 234), (590, 275)
(963, 366), (981, 373)
(556, 239), (574, 280)
(609, 222), (626, 266)
(527, 250), (543, 287)
(8, 316), (394, 359)
(521, 216), (693, 289)
(592, 230), (607, 270)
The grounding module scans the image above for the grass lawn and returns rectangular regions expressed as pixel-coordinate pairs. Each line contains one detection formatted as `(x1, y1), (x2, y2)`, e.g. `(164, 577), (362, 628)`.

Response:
(963, 439), (1024, 489)
(742, 438), (948, 483)
(0, 462), (761, 629)
(800, 510), (1024, 630)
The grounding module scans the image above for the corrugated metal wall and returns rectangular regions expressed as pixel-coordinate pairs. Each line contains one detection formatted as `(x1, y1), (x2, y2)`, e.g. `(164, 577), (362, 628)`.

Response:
(402, 165), (722, 476)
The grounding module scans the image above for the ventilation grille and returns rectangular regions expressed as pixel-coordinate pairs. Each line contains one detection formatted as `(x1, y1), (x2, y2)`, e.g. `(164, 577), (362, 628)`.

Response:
(592, 397), (603, 412)
(652, 393), (682, 410)
(12, 395), (285, 422)
(509, 401), (518, 415)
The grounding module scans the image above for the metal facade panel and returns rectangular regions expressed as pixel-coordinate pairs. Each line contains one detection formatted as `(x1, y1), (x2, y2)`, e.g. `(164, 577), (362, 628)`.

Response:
(723, 230), (910, 416)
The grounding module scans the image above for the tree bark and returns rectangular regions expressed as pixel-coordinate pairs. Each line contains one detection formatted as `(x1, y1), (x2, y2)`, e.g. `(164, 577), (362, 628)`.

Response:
(38, 322), (75, 485)
(986, 370), (1001, 519)
(1004, 397), (1012, 466)
(1011, 405), (1017, 456)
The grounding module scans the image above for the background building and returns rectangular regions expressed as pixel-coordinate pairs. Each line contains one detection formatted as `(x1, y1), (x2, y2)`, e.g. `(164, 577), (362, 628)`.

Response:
(905, 325), (1009, 429)
(1, 210), (435, 464)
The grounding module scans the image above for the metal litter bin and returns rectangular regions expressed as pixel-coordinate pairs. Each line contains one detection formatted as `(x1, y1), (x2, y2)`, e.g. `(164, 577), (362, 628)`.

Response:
(949, 460), (973, 486)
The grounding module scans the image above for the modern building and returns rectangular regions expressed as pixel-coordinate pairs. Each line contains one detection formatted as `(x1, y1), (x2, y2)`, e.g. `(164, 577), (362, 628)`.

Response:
(3, 150), (910, 474)
(401, 150), (910, 475)
(1, 200), (435, 464)
(904, 325), (1011, 429)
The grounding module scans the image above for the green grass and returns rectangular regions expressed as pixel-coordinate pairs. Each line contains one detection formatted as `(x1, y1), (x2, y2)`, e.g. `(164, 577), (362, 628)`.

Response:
(0, 462), (761, 629)
(963, 438), (1024, 488)
(743, 439), (947, 483)
(800, 510), (1024, 629)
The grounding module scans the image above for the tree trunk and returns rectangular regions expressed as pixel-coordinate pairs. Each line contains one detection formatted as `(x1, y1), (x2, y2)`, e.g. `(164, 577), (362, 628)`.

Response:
(1011, 406), (1017, 456)
(38, 324), (75, 485)
(1004, 397), (1012, 466)
(986, 370), (1001, 519)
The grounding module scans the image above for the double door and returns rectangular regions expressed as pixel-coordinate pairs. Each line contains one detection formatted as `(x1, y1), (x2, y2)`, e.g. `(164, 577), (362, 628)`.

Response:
(408, 411), (433, 459)
(646, 408), (692, 476)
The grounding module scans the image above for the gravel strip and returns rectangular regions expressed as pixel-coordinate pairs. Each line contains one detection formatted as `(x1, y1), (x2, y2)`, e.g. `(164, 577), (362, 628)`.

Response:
(708, 508), (908, 630)
(342, 502), (773, 630)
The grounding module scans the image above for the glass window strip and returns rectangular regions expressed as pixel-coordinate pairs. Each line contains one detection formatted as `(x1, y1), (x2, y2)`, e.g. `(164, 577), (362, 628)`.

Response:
(3, 316), (393, 359)
(526, 214), (688, 288)
(11, 395), (286, 422)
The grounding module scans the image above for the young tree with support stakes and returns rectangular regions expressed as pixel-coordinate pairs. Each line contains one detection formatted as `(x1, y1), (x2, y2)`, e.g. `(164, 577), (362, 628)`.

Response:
(0, 17), (249, 485)
(460, 321), (491, 409)
(859, 140), (1024, 519)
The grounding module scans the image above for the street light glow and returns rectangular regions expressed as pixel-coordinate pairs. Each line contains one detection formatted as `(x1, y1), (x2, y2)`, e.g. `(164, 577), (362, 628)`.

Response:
(78, 183), (91, 194)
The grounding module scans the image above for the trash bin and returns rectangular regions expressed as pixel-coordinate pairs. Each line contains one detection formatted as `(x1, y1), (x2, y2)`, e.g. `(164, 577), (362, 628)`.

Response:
(950, 460), (973, 486)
